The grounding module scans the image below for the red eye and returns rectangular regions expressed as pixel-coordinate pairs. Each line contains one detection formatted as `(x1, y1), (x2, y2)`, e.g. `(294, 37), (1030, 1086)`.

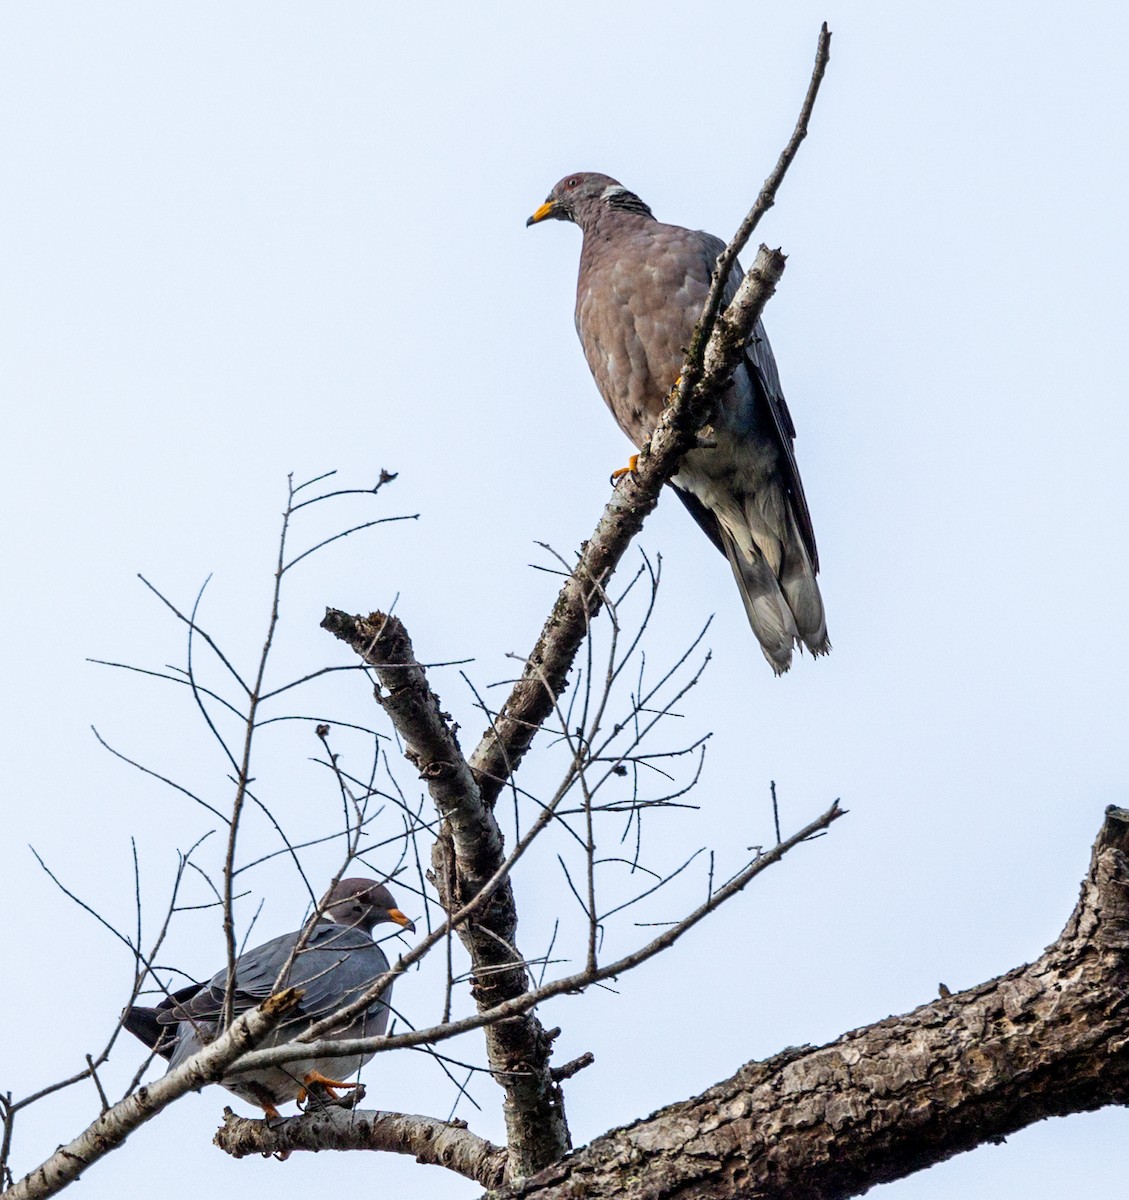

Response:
(566, 177), (580, 188)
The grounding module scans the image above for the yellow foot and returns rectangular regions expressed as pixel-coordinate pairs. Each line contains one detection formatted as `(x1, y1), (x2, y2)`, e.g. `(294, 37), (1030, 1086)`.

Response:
(302, 1070), (362, 1100)
(610, 453), (640, 485)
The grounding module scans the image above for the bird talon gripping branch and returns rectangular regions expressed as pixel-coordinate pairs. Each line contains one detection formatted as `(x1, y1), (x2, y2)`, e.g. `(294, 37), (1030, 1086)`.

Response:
(302, 1071), (363, 1101)
(609, 453), (639, 485)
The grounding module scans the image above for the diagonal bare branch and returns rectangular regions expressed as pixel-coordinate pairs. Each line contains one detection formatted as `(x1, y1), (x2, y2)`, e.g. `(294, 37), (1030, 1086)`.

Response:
(463, 246), (784, 812)
(225, 801), (845, 1071)
(4, 991), (300, 1200)
(465, 27), (831, 812)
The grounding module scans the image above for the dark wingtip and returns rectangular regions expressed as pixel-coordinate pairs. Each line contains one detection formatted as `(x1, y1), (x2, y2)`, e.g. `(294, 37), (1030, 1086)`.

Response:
(122, 1006), (176, 1059)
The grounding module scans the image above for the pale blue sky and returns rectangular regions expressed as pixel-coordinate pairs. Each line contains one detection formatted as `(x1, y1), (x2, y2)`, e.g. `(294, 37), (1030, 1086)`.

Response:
(2, 3), (1127, 1197)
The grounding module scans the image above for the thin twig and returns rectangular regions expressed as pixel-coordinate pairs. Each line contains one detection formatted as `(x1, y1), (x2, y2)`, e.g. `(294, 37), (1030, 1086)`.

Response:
(237, 801), (845, 1072)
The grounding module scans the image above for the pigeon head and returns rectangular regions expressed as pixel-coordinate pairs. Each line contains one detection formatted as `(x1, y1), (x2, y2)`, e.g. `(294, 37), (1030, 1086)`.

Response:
(527, 172), (654, 231)
(320, 877), (415, 934)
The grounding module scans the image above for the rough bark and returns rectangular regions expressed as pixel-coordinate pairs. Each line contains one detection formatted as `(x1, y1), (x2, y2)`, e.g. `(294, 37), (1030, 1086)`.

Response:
(486, 806), (1129, 1200)
(6, 990), (301, 1200)
(320, 609), (570, 1178)
(214, 1107), (507, 1187)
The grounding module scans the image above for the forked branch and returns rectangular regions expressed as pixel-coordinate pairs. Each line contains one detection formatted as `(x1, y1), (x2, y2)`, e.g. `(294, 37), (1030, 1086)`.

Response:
(313, 24), (835, 1180)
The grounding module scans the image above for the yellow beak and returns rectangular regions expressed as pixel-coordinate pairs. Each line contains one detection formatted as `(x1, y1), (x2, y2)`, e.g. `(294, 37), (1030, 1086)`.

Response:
(526, 200), (556, 227)
(387, 908), (416, 932)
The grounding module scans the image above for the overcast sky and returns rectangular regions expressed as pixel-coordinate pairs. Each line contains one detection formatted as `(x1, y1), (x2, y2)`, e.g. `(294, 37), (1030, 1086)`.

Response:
(2, 3), (1128, 1197)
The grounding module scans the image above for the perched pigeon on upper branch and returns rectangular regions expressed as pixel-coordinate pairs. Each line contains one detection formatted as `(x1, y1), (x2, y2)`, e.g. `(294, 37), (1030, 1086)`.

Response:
(123, 877), (415, 1118)
(527, 172), (829, 674)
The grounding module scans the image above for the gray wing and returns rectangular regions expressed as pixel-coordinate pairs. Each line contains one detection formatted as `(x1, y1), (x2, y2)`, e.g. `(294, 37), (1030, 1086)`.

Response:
(161, 929), (301, 1024)
(162, 923), (389, 1025)
(284, 926), (391, 1019)
(744, 319), (819, 572)
(698, 231), (820, 572)
(159, 924), (393, 1072)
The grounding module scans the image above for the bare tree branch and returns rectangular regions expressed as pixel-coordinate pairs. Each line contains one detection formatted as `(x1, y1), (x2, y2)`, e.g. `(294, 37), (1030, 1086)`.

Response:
(320, 611), (501, 884)
(213, 1107), (507, 1188)
(218, 477), (295, 1029)
(223, 801), (845, 1070)
(4, 990), (301, 1200)
(693, 21), (831, 346)
(320, 608), (570, 1177)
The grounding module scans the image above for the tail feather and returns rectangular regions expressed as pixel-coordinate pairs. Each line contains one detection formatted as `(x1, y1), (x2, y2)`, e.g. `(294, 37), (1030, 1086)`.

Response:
(779, 510), (830, 657)
(745, 489), (788, 577)
(672, 477), (829, 673)
(720, 529), (799, 675)
(717, 504), (828, 673)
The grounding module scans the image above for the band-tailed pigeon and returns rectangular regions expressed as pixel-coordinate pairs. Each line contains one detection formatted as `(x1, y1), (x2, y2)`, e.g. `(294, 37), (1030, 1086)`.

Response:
(123, 878), (414, 1118)
(527, 172), (829, 674)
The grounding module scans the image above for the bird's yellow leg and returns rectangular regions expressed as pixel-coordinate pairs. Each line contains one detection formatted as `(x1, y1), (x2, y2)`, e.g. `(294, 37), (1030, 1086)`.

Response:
(302, 1070), (362, 1099)
(610, 453), (639, 484)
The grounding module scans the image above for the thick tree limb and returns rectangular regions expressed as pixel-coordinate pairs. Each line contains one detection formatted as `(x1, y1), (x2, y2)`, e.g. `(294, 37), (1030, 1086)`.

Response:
(320, 610), (501, 887)
(486, 806), (1129, 1200)
(214, 1107), (506, 1188)
(320, 609), (569, 1178)
(5, 989), (300, 1200)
